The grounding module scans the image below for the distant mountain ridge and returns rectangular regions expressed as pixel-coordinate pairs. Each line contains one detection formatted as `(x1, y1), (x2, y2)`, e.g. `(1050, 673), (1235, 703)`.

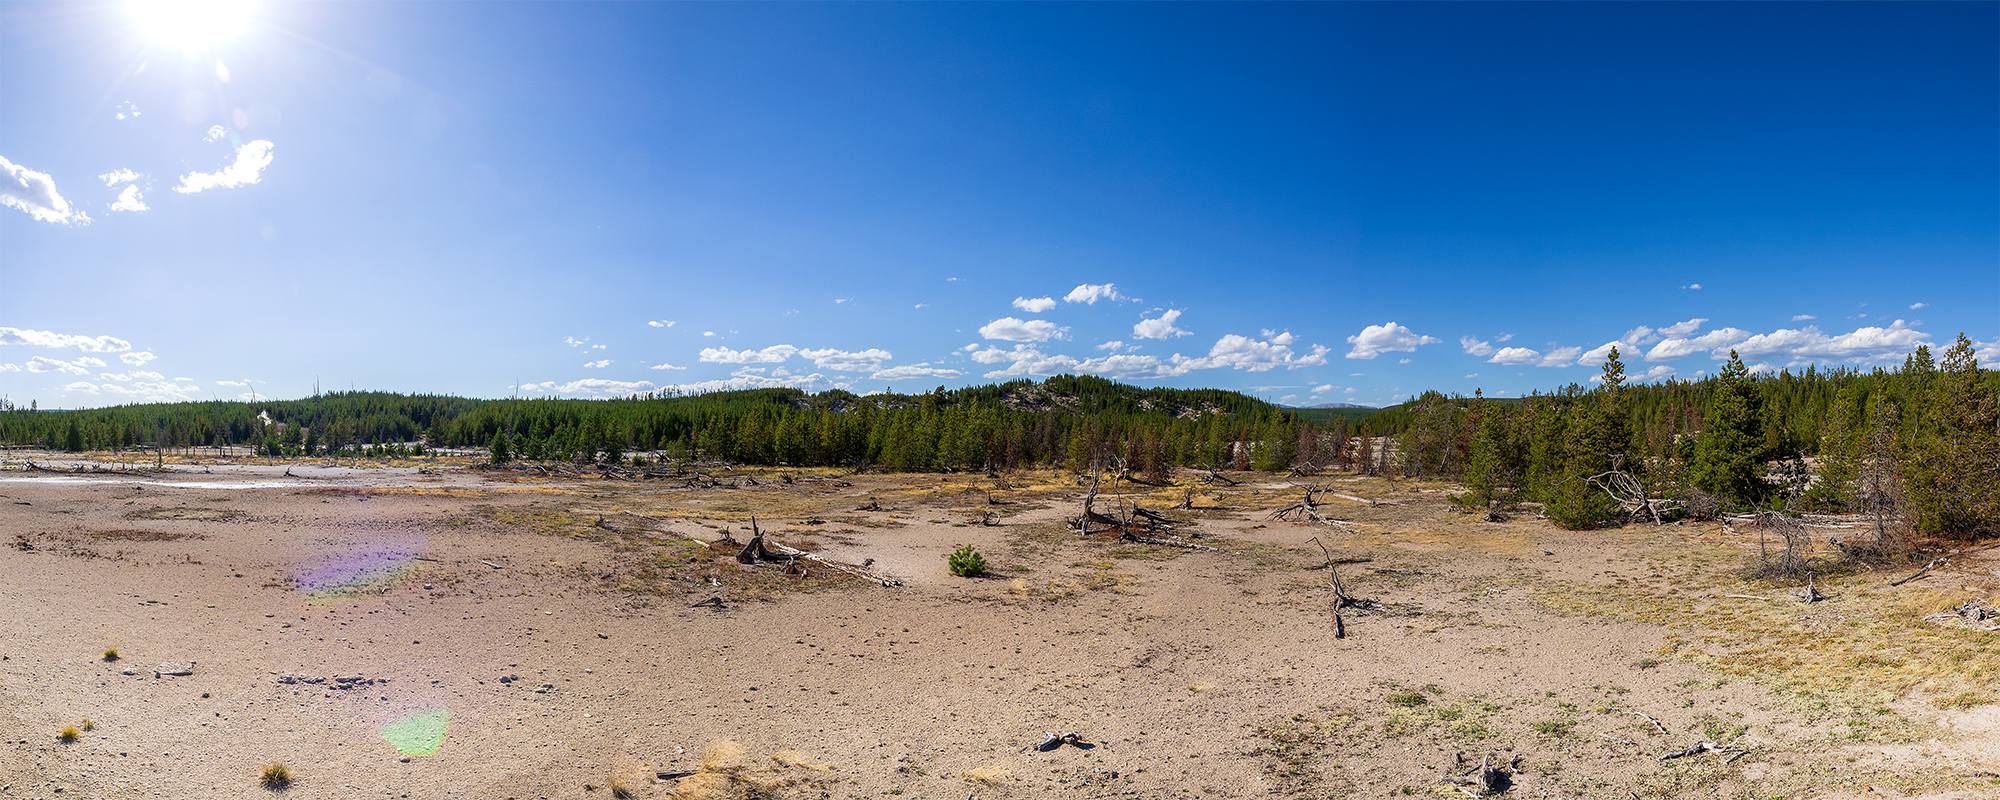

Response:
(1288, 402), (1377, 410)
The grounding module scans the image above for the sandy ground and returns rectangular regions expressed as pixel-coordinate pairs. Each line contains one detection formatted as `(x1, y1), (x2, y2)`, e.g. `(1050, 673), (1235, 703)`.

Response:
(3, 457), (1999, 799)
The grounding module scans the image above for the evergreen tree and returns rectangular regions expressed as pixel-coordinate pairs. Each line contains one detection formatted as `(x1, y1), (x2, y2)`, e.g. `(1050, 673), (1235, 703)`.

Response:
(1802, 385), (1861, 512)
(1903, 333), (2000, 538)
(490, 430), (512, 464)
(1693, 350), (1768, 510)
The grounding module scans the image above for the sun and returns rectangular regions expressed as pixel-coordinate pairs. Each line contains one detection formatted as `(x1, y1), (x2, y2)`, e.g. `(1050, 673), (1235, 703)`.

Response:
(129, 0), (256, 51)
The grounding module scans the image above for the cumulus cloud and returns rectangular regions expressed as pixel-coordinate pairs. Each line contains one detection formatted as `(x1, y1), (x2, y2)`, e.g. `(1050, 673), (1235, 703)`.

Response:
(650, 373), (845, 395)
(1975, 340), (1999, 364)
(0, 363), (17, 371)
(1344, 322), (1440, 360)
(973, 346), (1175, 381)
(1460, 336), (1495, 357)
(174, 140), (274, 193)
(1181, 334), (1330, 372)
(799, 348), (892, 372)
(699, 344), (798, 364)
(870, 364), (965, 381)
(1132, 309), (1190, 340)
(564, 336), (590, 347)
(99, 169), (140, 186)
(1486, 346), (1583, 368)
(1727, 320), (1930, 364)
(1012, 296), (1057, 313)
(978, 317), (1067, 342)
(1063, 283), (1125, 305)
(1643, 328), (1758, 361)
(648, 362), (686, 370)
(1, 155), (85, 224)
(1095, 340), (1126, 351)
(109, 185), (148, 212)
(0, 327), (131, 352)
(647, 320), (675, 328)
(582, 359), (611, 368)
(1312, 384), (1334, 394)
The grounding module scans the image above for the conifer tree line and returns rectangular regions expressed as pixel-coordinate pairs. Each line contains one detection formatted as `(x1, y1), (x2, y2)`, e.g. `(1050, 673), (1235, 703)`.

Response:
(1, 336), (1992, 537)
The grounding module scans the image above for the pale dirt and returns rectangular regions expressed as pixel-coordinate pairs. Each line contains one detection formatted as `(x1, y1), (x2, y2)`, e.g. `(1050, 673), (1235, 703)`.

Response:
(1, 459), (1996, 799)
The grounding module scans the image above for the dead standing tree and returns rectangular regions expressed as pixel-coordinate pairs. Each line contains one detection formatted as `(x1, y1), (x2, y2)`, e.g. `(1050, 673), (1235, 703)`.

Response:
(1270, 484), (1361, 532)
(1307, 537), (1384, 639)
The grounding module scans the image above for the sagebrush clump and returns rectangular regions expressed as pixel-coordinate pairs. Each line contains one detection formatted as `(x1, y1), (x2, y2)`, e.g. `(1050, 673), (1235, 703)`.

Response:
(947, 544), (986, 577)
(260, 763), (292, 790)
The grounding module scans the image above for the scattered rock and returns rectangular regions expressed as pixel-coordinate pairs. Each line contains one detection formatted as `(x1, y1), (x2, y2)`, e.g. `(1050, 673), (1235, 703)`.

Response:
(154, 662), (194, 678)
(534, 683), (554, 694)
(121, 668), (136, 676)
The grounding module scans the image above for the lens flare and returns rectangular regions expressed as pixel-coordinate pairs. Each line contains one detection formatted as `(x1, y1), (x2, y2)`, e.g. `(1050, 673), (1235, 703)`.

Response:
(380, 708), (450, 756)
(294, 536), (426, 603)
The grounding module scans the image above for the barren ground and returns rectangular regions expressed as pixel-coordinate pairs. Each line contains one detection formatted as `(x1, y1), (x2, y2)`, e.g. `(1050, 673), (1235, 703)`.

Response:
(3, 454), (2000, 799)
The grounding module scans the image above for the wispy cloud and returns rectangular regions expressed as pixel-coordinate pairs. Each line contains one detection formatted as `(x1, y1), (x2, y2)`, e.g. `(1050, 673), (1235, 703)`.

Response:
(0, 327), (131, 352)
(99, 169), (140, 186)
(1012, 296), (1057, 313)
(978, 317), (1067, 342)
(1, 155), (86, 224)
(582, 359), (611, 368)
(1344, 322), (1440, 360)
(1791, 314), (1816, 322)
(1459, 336), (1495, 357)
(26, 356), (103, 375)
(647, 320), (675, 328)
(1132, 309), (1190, 340)
(174, 140), (274, 193)
(1909, 302), (1927, 310)
(870, 363), (964, 381)
(119, 351), (157, 366)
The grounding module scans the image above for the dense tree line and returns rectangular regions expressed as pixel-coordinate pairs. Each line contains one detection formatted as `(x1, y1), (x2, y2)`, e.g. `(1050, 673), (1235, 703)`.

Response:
(1398, 333), (1998, 539)
(3, 337), (1992, 537)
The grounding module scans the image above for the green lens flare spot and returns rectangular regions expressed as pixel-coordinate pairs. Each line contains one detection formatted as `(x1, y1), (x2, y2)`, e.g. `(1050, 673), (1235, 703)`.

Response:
(380, 708), (450, 755)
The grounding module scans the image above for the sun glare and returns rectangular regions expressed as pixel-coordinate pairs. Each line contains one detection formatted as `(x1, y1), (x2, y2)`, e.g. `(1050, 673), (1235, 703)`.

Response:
(130, 0), (255, 50)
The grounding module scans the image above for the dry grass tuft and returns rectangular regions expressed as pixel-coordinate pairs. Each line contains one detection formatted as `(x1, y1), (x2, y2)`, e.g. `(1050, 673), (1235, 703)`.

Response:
(961, 764), (1009, 784)
(57, 725), (79, 743)
(770, 749), (830, 771)
(259, 762), (292, 790)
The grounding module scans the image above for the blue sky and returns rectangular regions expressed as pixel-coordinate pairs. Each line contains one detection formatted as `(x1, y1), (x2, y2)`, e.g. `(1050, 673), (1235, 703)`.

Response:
(2, 1), (1994, 409)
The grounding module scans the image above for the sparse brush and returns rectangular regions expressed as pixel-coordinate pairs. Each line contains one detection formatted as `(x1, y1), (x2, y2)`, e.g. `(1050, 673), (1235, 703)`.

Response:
(947, 544), (986, 577)
(78, 718), (95, 731)
(58, 726), (80, 743)
(259, 762), (292, 790)
(1386, 691), (1428, 707)
(102, 648), (118, 662)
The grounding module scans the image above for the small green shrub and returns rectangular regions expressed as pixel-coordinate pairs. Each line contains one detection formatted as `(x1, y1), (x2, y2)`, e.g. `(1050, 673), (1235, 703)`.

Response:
(947, 544), (986, 577)
(260, 763), (292, 790)
(58, 726), (79, 743)
(102, 648), (119, 662)
(1386, 691), (1427, 707)
(1531, 719), (1576, 737)
(78, 718), (95, 731)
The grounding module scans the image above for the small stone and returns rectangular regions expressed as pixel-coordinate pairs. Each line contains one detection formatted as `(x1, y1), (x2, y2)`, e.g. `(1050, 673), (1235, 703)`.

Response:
(399, 755), (412, 763)
(154, 662), (194, 678)
(121, 668), (135, 676)
(423, 584), (433, 590)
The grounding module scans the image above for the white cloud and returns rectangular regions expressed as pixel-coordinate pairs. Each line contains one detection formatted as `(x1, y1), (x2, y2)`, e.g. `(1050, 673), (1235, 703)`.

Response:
(648, 362), (686, 370)
(109, 185), (148, 212)
(1909, 302), (1927, 310)
(1728, 320), (1930, 364)
(1312, 384), (1334, 394)
(702, 331), (716, 337)
(978, 317), (1067, 342)
(1, 155), (85, 224)
(1132, 309), (1190, 340)
(518, 378), (658, 397)
(870, 363), (965, 381)
(834, 298), (851, 304)
(215, 380), (245, 386)
(0, 327), (131, 352)
(699, 344), (799, 364)
(174, 139), (274, 193)
(1975, 340), (1998, 364)
(99, 169), (140, 186)
(1063, 283), (1125, 305)
(799, 348), (892, 372)
(564, 336), (589, 347)
(203, 125), (227, 143)
(1635, 365), (1677, 382)
(0, 363), (16, 371)
(62, 381), (97, 394)
(1792, 314), (1816, 322)
(1012, 296), (1057, 313)
(1658, 318), (1705, 337)
(1747, 363), (1778, 375)
(651, 373), (845, 395)
(114, 101), (140, 120)
(582, 359), (611, 368)
(26, 356), (94, 375)
(1178, 334), (1330, 372)
(1486, 346), (1581, 368)
(1496, 333), (1515, 342)
(913, 303), (928, 310)
(1459, 336), (1495, 357)
(1683, 283), (1702, 290)
(647, 320), (675, 328)
(1095, 340), (1126, 351)
(1344, 322), (1440, 360)
(1643, 328), (1757, 361)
